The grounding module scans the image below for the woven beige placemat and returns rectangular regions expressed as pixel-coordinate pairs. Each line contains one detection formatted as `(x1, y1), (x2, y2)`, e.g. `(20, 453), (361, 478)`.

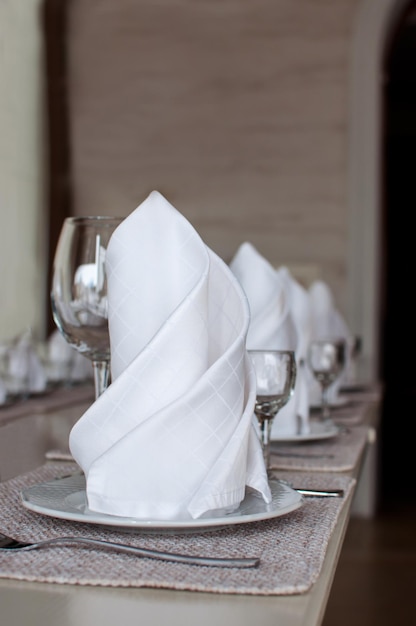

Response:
(310, 400), (369, 425)
(340, 382), (382, 403)
(331, 400), (376, 425)
(0, 463), (355, 595)
(270, 425), (369, 472)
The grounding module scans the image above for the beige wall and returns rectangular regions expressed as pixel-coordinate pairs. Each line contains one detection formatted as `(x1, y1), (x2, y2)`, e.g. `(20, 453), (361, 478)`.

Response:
(0, 0), (408, 377)
(67, 0), (362, 315)
(0, 0), (47, 342)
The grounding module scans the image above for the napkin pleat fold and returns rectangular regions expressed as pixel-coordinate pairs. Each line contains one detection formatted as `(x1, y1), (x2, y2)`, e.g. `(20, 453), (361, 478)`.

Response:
(70, 192), (270, 520)
(230, 242), (311, 436)
(308, 280), (354, 402)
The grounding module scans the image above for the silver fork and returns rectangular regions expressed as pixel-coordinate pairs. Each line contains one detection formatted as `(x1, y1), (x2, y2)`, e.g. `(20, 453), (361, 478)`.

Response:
(0, 532), (259, 568)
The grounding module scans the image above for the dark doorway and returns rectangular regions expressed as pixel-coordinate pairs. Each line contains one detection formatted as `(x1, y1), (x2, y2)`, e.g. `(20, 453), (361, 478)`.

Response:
(380, 6), (416, 509)
(42, 0), (72, 336)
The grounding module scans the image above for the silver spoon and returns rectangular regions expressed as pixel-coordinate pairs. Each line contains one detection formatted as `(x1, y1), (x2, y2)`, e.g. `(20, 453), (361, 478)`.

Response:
(0, 532), (259, 568)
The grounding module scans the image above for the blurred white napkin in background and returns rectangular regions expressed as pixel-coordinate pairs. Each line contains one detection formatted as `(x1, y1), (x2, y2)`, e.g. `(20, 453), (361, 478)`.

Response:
(45, 330), (93, 384)
(0, 374), (6, 405)
(70, 351), (94, 382)
(0, 342), (9, 404)
(44, 330), (75, 384)
(3, 330), (47, 396)
(26, 341), (48, 394)
(229, 242), (311, 436)
(308, 280), (354, 403)
(69, 191), (271, 520)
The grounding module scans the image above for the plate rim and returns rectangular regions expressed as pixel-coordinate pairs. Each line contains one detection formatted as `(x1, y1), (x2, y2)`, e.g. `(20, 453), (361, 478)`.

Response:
(271, 421), (340, 444)
(21, 475), (303, 531)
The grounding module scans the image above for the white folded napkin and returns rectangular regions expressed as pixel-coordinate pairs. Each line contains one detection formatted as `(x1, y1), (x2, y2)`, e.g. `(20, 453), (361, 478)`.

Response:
(0, 371), (6, 405)
(229, 242), (311, 436)
(308, 280), (353, 403)
(69, 191), (271, 520)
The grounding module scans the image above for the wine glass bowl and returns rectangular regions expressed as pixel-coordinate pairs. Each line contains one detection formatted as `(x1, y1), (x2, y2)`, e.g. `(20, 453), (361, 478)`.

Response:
(307, 338), (346, 424)
(249, 350), (297, 471)
(51, 216), (123, 398)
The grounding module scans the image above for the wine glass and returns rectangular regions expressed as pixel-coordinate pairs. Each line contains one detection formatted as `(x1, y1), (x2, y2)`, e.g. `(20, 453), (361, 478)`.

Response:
(307, 338), (346, 424)
(248, 350), (297, 471)
(50, 216), (123, 399)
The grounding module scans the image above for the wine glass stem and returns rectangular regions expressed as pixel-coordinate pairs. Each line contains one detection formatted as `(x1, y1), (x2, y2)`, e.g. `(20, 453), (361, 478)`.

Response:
(260, 418), (273, 470)
(92, 360), (110, 399)
(321, 385), (331, 423)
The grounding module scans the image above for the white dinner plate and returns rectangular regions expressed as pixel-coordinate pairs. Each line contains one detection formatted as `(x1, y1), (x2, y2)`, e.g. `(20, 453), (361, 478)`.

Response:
(21, 474), (303, 532)
(271, 420), (341, 444)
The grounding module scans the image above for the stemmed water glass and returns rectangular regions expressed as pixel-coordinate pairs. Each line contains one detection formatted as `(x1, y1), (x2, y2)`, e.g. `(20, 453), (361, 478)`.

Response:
(307, 338), (346, 425)
(50, 216), (123, 399)
(248, 350), (297, 471)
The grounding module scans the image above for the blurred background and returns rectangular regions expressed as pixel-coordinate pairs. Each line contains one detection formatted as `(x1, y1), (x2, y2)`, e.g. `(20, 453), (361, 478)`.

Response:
(2, 0), (415, 505)
(0, 3), (415, 618)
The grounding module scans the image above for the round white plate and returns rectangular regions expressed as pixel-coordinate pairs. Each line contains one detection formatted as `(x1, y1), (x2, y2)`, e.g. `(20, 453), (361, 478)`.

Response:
(21, 474), (303, 532)
(271, 420), (340, 444)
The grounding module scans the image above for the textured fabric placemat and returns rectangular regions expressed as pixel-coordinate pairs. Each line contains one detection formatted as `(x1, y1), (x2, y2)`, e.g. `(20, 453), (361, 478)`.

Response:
(0, 463), (355, 595)
(310, 383), (382, 426)
(331, 400), (377, 425)
(270, 424), (369, 472)
(340, 381), (383, 403)
(311, 400), (369, 425)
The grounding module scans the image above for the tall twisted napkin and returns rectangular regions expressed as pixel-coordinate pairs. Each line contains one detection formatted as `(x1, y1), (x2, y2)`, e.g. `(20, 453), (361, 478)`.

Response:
(69, 192), (271, 520)
(308, 280), (353, 403)
(229, 242), (311, 436)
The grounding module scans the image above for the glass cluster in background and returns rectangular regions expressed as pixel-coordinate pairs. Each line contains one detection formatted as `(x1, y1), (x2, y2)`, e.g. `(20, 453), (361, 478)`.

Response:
(0, 328), (93, 405)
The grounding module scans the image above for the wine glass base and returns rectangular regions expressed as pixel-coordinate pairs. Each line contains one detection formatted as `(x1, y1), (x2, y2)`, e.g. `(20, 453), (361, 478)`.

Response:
(317, 414), (336, 427)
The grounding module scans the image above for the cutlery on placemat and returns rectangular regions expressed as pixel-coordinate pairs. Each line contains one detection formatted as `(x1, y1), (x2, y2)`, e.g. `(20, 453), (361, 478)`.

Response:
(269, 477), (344, 498)
(291, 487), (344, 497)
(0, 532), (259, 569)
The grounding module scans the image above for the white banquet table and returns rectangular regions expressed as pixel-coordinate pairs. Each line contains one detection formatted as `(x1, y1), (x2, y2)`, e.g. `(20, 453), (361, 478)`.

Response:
(0, 384), (381, 626)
